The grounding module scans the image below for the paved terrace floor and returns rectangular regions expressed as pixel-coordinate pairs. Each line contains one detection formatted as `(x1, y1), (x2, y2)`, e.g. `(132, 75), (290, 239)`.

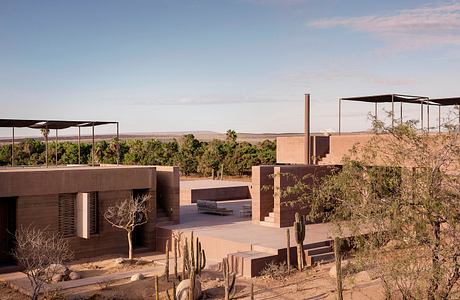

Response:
(180, 179), (251, 189)
(160, 199), (335, 256)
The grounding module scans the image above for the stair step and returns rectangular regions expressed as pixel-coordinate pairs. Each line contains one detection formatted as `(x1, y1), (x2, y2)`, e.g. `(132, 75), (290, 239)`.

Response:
(268, 212), (275, 218)
(305, 245), (333, 256)
(264, 216), (274, 223)
(306, 252), (335, 266)
(303, 240), (332, 250)
(259, 221), (278, 227)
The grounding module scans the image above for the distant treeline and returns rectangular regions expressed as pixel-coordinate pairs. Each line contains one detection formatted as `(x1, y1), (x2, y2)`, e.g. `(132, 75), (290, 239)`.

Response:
(0, 130), (276, 176)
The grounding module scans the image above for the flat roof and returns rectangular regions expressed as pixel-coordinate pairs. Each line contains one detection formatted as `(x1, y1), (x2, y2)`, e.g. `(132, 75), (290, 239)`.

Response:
(340, 94), (428, 103)
(0, 119), (117, 130)
(429, 97), (460, 106)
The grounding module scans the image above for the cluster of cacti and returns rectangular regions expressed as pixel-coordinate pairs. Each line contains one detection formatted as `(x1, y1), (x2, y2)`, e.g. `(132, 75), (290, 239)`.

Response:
(294, 212), (306, 271)
(286, 228), (291, 274)
(183, 231), (206, 300)
(222, 257), (236, 300)
(166, 282), (177, 300)
(334, 237), (343, 300)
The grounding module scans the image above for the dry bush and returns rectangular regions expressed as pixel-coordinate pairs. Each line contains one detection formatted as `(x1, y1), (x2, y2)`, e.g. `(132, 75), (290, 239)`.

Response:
(13, 226), (73, 300)
(260, 261), (289, 283)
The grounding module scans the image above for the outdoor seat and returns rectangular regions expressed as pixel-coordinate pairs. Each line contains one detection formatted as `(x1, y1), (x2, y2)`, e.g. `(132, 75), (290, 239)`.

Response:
(197, 200), (233, 216)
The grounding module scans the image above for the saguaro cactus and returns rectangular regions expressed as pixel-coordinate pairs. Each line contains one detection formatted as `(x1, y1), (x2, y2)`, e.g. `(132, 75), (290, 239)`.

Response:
(165, 239), (170, 281)
(222, 257), (236, 300)
(174, 238), (178, 279)
(166, 282), (177, 300)
(294, 212), (306, 271)
(250, 282), (254, 300)
(286, 228), (291, 274)
(155, 275), (159, 300)
(183, 232), (206, 300)
(182, 238), (188, 280)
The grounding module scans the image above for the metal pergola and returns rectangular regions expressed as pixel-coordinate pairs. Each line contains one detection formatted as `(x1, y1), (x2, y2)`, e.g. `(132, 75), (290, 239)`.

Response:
(0, 119), (119, 167)
(338, 94), (432, 134)
(429, 97), (460, 131)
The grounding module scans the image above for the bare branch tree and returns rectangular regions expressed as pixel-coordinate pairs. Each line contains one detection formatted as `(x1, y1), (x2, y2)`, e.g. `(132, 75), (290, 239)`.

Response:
(13, 226), (73, 300)
(104, 194), (151, 261)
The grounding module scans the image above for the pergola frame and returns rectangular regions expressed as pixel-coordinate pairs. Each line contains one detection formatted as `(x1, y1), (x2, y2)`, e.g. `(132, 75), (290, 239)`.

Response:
(338, 94), (432, 134)
(0, 119), (119, 167)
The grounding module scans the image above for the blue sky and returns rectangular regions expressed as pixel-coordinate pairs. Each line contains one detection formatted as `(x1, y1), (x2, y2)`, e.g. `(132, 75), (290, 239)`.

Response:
(1, 0), (460, 137)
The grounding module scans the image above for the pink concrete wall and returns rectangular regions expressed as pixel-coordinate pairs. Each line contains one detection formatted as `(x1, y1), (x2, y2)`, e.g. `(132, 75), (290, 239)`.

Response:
(276, 136), (330, 164)
(154, 166), (180, 224)
(251, 166), (274, 223)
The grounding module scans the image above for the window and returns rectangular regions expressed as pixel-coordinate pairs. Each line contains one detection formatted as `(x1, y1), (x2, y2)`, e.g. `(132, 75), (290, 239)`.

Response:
(58, 193), (76, 237)
(89, 192), (99, 235)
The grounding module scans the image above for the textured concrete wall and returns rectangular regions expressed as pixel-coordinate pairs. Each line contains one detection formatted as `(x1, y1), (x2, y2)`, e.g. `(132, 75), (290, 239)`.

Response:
(251, 166), (274, 223)
(3, 166), (158, 259)
(274, 165), (338, 227)
(276, 136), (330, 164)
(0, 166), (156, 197)
(155, 166), (180, 224)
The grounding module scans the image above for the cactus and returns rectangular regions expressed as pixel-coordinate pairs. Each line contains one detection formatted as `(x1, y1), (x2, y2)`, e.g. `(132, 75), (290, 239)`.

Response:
(155, 275), (159, 300)
(286, 228), (291, 274)
(174, 237), (178, 279)
(165, 239), (170, 281)
(222, 257), (236, 300)
(250, 282), (254, 300)
(166, 282), (177, 300)
(182, 238), (188, 280)
(183, 232), (206, 300)
(294, 212), (306, 271)
(334, 237), (343, 300)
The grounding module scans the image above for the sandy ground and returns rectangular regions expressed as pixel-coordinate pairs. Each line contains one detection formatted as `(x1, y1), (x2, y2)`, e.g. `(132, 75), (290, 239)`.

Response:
(0, 261), (383, 299)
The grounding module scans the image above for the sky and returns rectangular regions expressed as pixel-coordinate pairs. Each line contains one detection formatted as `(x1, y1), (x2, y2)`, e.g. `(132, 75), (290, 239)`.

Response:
(1, 0), (460, 137)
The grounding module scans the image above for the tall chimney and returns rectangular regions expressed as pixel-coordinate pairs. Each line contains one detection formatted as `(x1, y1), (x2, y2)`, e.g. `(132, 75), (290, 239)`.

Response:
(304, 94), (311, 164)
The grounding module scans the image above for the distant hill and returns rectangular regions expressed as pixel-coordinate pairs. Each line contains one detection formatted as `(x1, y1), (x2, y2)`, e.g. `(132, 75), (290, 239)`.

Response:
(0, 131), (305, 144)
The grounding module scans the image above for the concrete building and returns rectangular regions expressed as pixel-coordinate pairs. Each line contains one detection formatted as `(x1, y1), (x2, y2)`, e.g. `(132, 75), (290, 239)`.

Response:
(0, 165), (179, 271)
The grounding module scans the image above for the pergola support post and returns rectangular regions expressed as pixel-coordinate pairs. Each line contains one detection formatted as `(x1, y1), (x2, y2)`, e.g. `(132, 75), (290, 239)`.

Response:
(92, 123), (95, 166)
(304, 94), (311, 164)
(391, 94), (394, 128)
(338, 98), (342, 135)
(421, 101), (424, 131)
(427, 103), (430, 132)
(116, 122), (120, 166)
(11, 127), (15, 167)
(45, 125), (49, 168)
(439, 106), (441, 133)
(55, 129), (58, 166)
(78, 127), (81, 164)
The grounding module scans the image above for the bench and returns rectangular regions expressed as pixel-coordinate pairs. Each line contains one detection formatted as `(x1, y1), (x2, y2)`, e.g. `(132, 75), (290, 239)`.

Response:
(197, 200), (234, 216)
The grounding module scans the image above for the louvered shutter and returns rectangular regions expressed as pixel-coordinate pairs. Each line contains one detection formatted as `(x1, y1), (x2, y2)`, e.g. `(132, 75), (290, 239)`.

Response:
(89, 192), (99, 235)
(58, 193), (76, 237)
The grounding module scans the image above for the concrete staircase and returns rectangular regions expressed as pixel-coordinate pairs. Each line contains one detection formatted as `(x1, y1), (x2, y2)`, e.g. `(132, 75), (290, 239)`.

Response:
(304, 240), (334, 266)
(259, 211), (277, 227)
(156, 207), (173, 227)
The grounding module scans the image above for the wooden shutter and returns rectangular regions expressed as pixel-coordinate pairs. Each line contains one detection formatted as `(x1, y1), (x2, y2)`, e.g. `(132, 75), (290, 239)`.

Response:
(58, 193), (76, 237)
(89, 192), (99, 235)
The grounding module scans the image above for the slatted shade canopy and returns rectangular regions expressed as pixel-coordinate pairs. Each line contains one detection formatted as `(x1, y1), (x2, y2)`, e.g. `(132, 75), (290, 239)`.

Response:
(338, 94), (431, 134)
(429, 97), (460, 106)
(2, 118), (119, 167)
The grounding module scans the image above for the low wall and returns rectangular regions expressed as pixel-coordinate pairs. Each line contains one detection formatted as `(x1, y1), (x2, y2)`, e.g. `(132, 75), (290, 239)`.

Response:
(251, 166), (274, 223)
(154, 166), (180, 224)
(276, 135), (330, 164)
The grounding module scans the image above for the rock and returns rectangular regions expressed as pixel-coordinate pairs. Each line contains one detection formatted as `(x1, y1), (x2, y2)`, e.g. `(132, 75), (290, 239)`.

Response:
(383, 240), (401, 250)
(130, 273), (144, 281)
(176, 277), (202, 300)
(354, 271), (372, 283)
(114, 258), (125, 265)
(329, 260), (350, 279)
(52, 274), (63, 283)
(48, 263), (68, 275)
(69, 271), (81, 280)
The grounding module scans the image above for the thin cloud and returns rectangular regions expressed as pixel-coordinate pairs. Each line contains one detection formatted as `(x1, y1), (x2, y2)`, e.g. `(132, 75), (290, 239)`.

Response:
(307, 2), (460, 51)
(132, 95), (300, 106)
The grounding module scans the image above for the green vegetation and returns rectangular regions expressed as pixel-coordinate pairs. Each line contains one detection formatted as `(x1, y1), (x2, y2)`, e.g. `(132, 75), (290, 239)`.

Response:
(0, 130), (276, 176)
